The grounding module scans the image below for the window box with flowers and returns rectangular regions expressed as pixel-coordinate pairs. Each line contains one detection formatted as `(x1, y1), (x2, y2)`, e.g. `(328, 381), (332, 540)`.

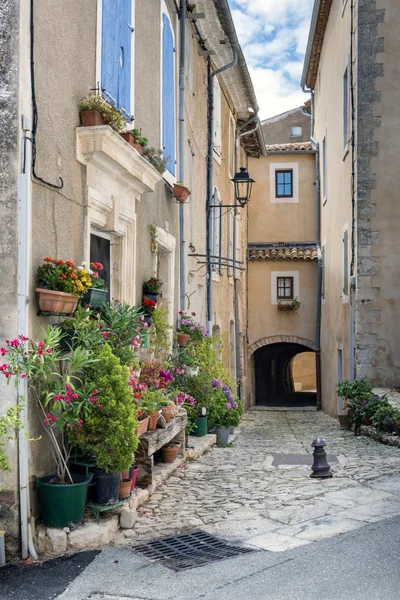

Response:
(120, 128), (149, 156)
(78, 94), (124, 132)
(173, 183), (191, 203)
(277, 297), (302, 312)
(35, 257), (95, 316)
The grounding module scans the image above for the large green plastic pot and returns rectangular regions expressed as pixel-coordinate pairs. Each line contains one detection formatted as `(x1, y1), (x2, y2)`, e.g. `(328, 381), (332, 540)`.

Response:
(192, 416), (208, 437)
(36, 473), (92, 528)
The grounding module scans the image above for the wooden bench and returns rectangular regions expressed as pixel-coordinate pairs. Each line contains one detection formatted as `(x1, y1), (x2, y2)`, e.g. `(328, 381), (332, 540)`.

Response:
(135, 408), (188, 488)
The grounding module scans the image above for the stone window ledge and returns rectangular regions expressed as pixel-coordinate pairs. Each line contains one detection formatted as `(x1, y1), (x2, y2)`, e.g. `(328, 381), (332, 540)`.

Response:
(76, 126), (162, 196)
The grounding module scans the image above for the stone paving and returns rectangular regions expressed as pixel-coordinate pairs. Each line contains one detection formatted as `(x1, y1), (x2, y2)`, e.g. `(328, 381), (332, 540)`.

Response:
(129, 408), (400, 552)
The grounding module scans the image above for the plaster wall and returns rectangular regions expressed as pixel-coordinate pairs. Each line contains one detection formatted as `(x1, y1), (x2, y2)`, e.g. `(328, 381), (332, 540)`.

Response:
(262, 107), (311, 145)
(249, 153), (316, 243)
(0, 0), (21, 558)
(292, 352), (317, 391)
(247, 261), (317, 349)
(313, 0), (353, 415)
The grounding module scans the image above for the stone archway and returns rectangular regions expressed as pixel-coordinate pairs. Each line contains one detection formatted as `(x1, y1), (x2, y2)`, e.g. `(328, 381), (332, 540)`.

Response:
(248, 335), (316, 358)
(248, 336), (317, 407)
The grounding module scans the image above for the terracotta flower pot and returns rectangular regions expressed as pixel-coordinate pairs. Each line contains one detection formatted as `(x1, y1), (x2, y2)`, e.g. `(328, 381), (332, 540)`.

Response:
(173, 183), (191, 203)
(79, 109), (105, 127)
(137, 416), (149, 436)
(177, 333), (190, 347)
(147, 411), (159, 431)
(36, 288), (78, 315)
(338, 413), (351, 430)
(120, 132), (143, 155)
(161, 444), (180, 463)
(121, 469), (130, 480)
(161, 406), (173, 423)
(119, 478), (132, 499)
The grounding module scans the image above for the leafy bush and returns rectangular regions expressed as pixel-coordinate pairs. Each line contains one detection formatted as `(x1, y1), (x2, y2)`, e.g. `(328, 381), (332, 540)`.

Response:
(77, 345), (138, 473)
(149, 307), (172, 359)
(78, 94), (124, 132)
(337, 379), (372, 403)
(0, 406), (24, 473)
(207, 380), (241, 428)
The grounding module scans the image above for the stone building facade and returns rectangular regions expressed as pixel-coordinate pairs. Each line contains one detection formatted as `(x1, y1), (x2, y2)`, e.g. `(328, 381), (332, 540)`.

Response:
(0, 0), (263, 560)
(302, 0), (400, 415)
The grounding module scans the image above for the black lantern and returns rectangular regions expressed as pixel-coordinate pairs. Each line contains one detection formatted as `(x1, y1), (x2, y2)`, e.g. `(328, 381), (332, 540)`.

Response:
(231, 167), (255, 207)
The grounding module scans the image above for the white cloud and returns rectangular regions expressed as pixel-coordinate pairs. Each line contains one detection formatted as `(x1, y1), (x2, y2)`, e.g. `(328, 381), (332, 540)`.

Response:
(229, 0), (313, 119)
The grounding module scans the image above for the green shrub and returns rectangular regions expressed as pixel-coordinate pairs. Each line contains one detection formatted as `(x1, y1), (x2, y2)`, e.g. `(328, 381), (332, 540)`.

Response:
(149, 307), (172, 360)
(77, 345), (138, 472)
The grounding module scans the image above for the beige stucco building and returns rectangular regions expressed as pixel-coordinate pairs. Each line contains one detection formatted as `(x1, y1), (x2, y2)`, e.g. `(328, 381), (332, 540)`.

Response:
(247, 109), (318, 407)
(302, 0), (400, 416)
(0, 0), (263, 560)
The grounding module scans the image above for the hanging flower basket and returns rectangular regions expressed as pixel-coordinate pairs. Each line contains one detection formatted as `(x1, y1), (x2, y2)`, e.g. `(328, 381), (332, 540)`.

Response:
(173, 183), (191, 203)
(36, 288), (78, 316)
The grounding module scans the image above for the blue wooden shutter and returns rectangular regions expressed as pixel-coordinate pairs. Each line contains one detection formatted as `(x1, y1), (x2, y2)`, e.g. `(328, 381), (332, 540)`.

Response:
(101, 0), (132, 120)
(162, 12), (176, 176)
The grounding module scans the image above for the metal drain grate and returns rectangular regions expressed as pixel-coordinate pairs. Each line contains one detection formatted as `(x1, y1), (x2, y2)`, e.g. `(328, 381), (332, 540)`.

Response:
(132, 530), (257, 571)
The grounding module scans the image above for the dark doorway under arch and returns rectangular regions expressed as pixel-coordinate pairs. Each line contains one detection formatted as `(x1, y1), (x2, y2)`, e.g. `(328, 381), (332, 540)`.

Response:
(254, 342), (316, 407)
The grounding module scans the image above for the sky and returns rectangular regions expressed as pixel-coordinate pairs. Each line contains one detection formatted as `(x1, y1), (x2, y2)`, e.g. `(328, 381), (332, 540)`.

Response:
(229, 0), (314, 121)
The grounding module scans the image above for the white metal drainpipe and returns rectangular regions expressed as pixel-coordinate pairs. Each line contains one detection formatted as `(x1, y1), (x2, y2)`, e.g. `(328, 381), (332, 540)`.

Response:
(18, 117), (38, 561)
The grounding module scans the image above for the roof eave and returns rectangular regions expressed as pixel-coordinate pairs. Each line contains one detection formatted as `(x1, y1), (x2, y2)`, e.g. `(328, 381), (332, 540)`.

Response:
(301, 0), (333, 90)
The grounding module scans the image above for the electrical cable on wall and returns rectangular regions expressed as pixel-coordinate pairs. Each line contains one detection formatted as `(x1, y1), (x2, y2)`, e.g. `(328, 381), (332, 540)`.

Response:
(30, 0), (63, 190)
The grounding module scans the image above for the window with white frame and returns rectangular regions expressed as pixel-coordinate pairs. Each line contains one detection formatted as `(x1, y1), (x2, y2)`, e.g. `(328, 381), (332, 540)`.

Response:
(212, 188), (222, 273)
(213, 77), (222, 162)
(270, 163), (299, 203)
(100, 0), (135, 121)
(234, 213), (241, 280)
(343, 64), (350, 148)
(322, 134), (327, 202)
(271, 271), (299, 304)
(343, 227), (349, 297)
(229, 113), (236, 178)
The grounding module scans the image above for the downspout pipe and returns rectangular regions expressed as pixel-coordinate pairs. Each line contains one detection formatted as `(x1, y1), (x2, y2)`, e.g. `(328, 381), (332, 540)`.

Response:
(178, 0), (186, 312)
(206, 50), (238, 335)
(232, 114), (260, 399)
(302, 89), (322, 410)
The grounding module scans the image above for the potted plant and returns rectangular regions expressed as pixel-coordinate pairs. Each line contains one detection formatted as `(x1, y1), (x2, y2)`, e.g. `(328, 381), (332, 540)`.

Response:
(78, 94), (124, 131)
(161, 442), (181, 463)
(372, 404), (400, 434)
(336, 379), (373, 430)
(36, 257), (93, 316)
(140, 389), (166, 431)
(208, 380), (241, 447)
(142, 147), (169, 174)
(143, 277), (162, 302)
(143, 298), (157, 326)
(179, 349), (199, 376)
(173, 182), (191, 203)
(277, 297), (302, 312)
(177, 312), (210, 347)
(81, 262), (107, 308)
(75, 344), (139, 505)
(0, 328), (98, 527)
(120, 128), (149, 155)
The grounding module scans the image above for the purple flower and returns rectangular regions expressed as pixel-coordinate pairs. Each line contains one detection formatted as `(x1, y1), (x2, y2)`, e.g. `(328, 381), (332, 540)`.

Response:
(228, 394), (234, 402)
(222, 385), (230, 396)
(375, 395), (380, 399)
(190, 326), (196, 331)
(159, 369), (173, 382)
(232, 401), (238, 409)
(226, 402), (232, 410)
(212, 379), (220, 388)
(362, 400), (367, 405)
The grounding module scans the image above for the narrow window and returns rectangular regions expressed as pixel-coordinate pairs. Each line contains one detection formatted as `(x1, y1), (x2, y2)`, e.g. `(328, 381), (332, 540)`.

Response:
(343, 229), (349, 295)
(275, 170), (293, 198)
(343, 67), (349, 147)
(322, 135), (327, 201)
(90, 234), (111, 302)
(277, 277), (294, 300)
(290, 126), (302, 137)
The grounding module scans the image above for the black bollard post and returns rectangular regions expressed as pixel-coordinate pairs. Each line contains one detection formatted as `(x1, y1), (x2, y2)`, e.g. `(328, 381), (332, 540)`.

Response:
(310, 438), (333, 478)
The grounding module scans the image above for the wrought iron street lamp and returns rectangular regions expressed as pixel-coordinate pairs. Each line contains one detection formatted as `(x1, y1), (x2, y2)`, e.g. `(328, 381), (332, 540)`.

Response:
(231, 167), (255, 207)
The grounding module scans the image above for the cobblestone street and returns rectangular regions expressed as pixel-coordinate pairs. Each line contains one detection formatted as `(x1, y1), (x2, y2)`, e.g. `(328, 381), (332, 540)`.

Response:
(132, 408), (400, 552)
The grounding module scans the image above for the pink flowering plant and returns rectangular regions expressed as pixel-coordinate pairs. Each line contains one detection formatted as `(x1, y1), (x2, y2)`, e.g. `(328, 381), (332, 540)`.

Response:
(207, 380), (241, 429)
(0, 328), (99, 483)
(177, 312), (210, 343)
(173, 391), (197, 433)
